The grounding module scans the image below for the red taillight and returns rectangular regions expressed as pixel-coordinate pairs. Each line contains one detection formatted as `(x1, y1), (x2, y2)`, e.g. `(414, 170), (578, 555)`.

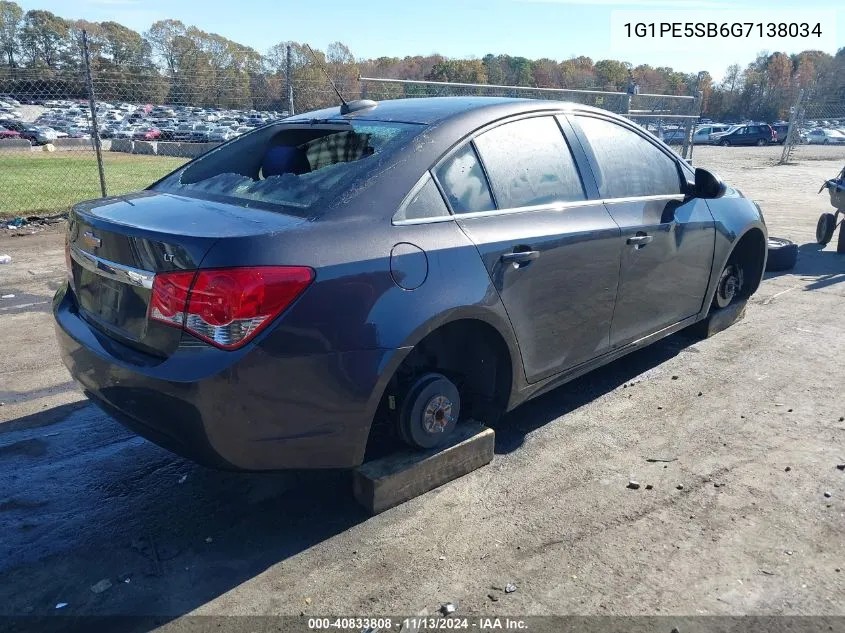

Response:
(149, 266), (314, 350)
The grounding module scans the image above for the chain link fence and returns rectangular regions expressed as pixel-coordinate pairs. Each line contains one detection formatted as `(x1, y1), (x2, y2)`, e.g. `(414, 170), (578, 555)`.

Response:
(778, 89), (845, 166)
(20, 35), (833, 219)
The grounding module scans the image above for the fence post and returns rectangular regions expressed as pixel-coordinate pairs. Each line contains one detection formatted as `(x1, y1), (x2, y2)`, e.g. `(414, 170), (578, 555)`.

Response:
(286, 44), (294, 116)
(82, 30), (107, 198)
(682, 90), (703, 162)
(779, 89), (804, 165)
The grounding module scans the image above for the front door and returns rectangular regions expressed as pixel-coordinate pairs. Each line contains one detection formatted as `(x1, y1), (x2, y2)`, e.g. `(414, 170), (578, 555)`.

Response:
(569, 114), (716, 347)
(433, 115), (622, 382)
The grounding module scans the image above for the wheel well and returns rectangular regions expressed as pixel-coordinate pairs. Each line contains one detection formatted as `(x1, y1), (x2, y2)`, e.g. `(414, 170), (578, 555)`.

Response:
(728, 228), (766, 297)
(384, 319), (513, 424)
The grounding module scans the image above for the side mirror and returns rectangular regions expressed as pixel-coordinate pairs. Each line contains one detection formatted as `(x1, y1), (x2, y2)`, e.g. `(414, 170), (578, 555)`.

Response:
(693, 167), (727, 199)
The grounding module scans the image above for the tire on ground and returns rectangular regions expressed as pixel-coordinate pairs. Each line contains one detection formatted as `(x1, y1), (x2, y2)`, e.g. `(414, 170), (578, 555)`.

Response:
(816, 213), (836, 245)
(765, 237), (798, 272)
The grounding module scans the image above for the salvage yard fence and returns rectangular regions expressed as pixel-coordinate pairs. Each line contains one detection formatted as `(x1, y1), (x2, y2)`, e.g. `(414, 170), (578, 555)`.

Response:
(19, 35), (845, 219)
(779, 88), (845, 165)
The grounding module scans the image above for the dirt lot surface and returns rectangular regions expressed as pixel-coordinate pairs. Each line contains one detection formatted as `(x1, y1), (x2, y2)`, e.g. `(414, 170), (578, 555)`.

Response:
(1, 145), (844, 628)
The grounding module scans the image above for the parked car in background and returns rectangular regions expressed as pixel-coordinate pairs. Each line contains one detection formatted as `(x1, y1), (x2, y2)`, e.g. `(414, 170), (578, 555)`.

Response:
(660, 128), (687, 145)
(54, 97), (767, 471)
(693, 124), (730, 144)
(713, 123), (775, 146)
(133, 127), (162, 141)
(771, 123), (790, 144)
(207, 127), (235, 142)
(0, 125), (22, 139)
(806, 129), (845, 145)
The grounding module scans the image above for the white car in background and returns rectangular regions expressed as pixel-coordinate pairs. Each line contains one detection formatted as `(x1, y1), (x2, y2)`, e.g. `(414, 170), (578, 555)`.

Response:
(806, 129), (845, 145)
(693, 124), (730, 144)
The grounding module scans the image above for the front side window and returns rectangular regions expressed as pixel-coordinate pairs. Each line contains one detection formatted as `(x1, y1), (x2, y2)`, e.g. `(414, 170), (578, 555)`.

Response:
(575, 115), (682, 199)
(473, 116), (585, 208)
(154, 120), (423, 214)
(435, 143), (495, 214)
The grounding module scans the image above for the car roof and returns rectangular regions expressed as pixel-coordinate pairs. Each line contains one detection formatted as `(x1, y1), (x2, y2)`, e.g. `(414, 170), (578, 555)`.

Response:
(284, 96), (610, 126)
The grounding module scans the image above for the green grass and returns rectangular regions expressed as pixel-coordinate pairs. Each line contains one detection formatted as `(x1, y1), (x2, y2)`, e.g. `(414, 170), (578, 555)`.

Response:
(0, 151), (188, 218)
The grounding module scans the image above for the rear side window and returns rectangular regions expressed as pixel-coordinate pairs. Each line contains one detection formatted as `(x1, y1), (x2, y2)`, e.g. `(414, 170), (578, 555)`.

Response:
(575, 115), (681, 199)
(473, 116), (585, 208)
(393, 174), (450, 222)
(435, 144), (495, 214)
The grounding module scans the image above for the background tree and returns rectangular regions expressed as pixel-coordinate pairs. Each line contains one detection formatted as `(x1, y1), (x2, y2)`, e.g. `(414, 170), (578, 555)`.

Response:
(19, 9), (68, 69)
(0, 0), (22, 68)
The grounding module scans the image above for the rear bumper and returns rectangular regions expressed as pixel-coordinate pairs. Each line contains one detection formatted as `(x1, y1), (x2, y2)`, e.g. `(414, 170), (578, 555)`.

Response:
(53, 286), (395, 470)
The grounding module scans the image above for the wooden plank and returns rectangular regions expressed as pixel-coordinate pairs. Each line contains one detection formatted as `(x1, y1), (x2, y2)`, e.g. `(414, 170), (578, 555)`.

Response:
(353, 422), (494, 515)
(688, 300), (746, 339)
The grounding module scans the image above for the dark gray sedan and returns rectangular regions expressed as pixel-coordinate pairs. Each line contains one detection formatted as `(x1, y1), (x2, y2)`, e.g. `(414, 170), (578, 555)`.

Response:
(53, 97), (767, 470)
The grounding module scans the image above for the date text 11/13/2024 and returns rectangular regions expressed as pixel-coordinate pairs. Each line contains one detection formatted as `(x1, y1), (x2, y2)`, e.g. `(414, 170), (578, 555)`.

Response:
(307, 617), (529, 630)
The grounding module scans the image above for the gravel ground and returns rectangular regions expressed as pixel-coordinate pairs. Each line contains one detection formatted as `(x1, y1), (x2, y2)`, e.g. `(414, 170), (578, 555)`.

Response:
(0, 145), (844, 627)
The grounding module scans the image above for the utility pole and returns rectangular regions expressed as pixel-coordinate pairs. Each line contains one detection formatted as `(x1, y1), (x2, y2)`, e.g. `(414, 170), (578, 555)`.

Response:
(286, 44), (294, 116)
(82, 30), (107, 198)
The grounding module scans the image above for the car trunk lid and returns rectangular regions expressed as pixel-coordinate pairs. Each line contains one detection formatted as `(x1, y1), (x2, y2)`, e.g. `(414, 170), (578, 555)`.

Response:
(68, 190), (307, 357)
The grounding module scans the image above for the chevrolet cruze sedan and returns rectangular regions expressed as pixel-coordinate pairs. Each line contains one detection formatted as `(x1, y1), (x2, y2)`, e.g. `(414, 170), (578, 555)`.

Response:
(54, 97), (767, 470)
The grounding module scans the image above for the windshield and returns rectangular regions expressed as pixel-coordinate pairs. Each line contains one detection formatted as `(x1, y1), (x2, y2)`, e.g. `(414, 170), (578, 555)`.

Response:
(154, 119), (423, 214)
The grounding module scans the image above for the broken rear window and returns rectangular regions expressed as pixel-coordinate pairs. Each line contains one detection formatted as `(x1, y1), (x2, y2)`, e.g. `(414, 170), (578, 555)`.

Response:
(153, 120), (423, 213)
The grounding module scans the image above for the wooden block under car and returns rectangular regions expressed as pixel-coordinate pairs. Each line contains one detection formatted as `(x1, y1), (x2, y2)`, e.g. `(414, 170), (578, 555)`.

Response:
(353, 422), (494, 515)
(687, 300), (746, 339)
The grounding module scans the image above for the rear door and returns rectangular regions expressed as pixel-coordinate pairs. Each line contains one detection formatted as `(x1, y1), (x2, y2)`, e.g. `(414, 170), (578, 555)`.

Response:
(435, 114), (622, 382)
(568, 113), (715, 347)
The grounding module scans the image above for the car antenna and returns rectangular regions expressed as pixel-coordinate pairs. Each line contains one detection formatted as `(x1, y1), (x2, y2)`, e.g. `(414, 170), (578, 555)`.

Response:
(304, 44), (350, 113)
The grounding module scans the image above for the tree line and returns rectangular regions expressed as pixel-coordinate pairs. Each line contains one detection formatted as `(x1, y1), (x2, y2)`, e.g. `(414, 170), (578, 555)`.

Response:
(1, 1), (843, 121)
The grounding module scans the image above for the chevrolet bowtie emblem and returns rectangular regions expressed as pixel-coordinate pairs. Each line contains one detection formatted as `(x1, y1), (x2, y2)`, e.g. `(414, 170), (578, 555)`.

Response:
(82, 231), (101, 250)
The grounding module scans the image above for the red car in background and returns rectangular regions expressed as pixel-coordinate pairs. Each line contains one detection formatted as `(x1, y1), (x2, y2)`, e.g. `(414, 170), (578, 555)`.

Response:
(0, 125), (22, 139)
(133, 127), (161, 141)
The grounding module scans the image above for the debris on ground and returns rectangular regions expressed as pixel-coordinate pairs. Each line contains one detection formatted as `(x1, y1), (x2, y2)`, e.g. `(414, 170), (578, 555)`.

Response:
(90, 579), (112, 594)
(836, 464), (845, 471)
(1, 294), (14, 299)
(440, 603), (456, 615)
(824, 492), (832, 498)
(304, 597), (312, 605)
(505, 583), (517, 593)
(785, 466), (792, 472)
(178, 474), (187, 484)
(205, 536), (213, 543)
(645, 484), (654, 490)
(55, 603), (67, 609)
(676, 484), (684, 490)
(487, 593), (499, 602)
(3, 213), (66, 232)
(118, 573), (132, 584)
(759, 569), (775, 576)
(646, 457), (677, 463)
(0, 255), (10, 264)
(786, 550), (794, 556)
(671, 376), (678, 380)
(627, 481), (641, 490)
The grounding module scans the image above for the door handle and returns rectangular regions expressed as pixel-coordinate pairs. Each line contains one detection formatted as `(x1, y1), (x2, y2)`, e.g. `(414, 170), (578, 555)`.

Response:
(501, 250), (540, 264)
(627, 235), (653, 246)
